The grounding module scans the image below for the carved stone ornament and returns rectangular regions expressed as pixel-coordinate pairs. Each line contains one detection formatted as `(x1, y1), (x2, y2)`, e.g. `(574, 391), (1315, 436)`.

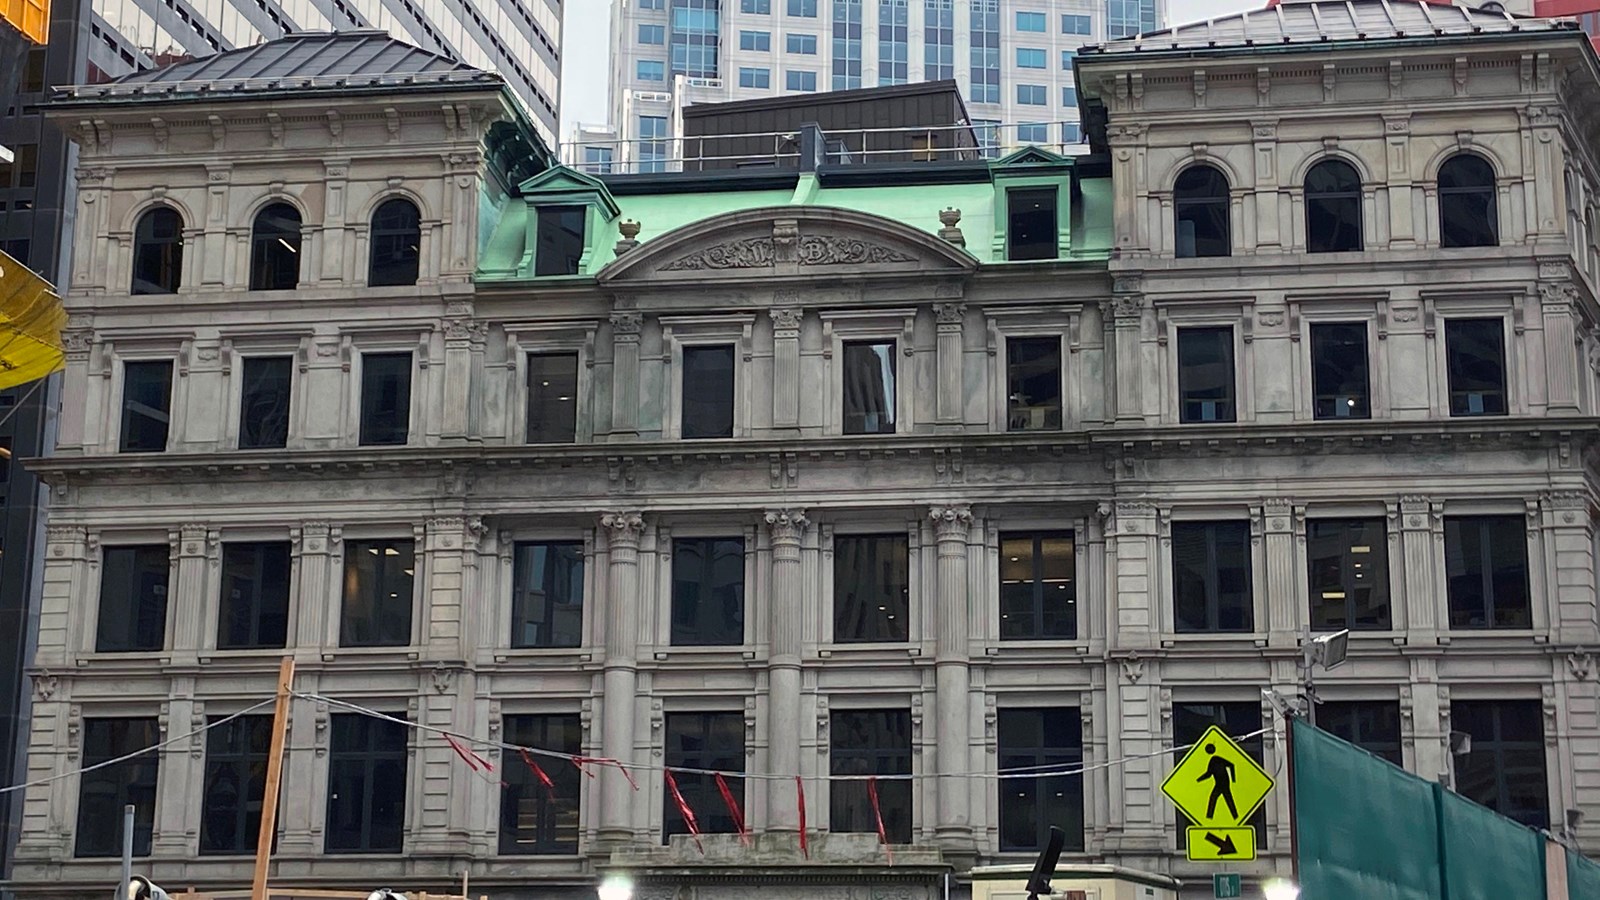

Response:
(610, 312), (643, 336)
(929, 504), (974, 539)
(1570, 648), (1594, 681)
(769, 307), (802, 333)
(764, 509), (809, 543)
(1111, 294), (1144, 320)
(659, 233), (915, 270)
(600, 511), (645, 540)
(801, 235), (916, 265)
(32, 671), (56, 701)
(659, 237), (774, 271)
(1120, 653), (1144, 684)
(1540, 281), (1580, 308)
(934, 302), (966, 326)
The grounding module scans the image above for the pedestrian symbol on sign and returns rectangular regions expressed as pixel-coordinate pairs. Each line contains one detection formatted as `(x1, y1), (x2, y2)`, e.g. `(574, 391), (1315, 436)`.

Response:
(1161, 725), (1275, 864)
(1199, 743), (1237, 820)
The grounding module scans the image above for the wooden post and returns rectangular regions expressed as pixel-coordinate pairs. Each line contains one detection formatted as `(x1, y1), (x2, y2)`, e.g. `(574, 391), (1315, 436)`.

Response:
(251, 657), (295, 900)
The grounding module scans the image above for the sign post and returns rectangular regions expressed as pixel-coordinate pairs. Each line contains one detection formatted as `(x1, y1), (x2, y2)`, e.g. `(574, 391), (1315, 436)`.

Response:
(1212, 873), (1242, 899)
(1161, 725), (1276, 863)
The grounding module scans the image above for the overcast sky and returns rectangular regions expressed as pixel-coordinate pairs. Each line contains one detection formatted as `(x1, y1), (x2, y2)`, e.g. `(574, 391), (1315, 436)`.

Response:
(556, 0), (1264, 143)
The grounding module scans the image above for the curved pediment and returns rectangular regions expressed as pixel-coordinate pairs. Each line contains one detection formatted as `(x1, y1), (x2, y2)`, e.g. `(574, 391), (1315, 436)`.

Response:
(597, 205), (977, 284)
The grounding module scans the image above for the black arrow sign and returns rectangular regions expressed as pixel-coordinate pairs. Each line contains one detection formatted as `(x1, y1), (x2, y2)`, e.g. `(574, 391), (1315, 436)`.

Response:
(1204, 832), (1239, 856)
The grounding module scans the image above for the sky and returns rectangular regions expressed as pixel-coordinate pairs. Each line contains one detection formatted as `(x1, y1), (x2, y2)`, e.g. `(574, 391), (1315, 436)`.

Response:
(556, 0), (1263, 143)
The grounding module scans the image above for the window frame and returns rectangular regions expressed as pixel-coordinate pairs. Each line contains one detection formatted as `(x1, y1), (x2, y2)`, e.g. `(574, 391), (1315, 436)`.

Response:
(199, 713), (273, 855)
(216, 540), (293, 650)
(660, 315), (752, 440)
(94, 544), (171, 653)
(75, 716), (161, 858)
(339, 536), (418, 648)
(1005, 185), (1060, 261)
(1443, 316), (1511, 418)
(1449, 698), (1550, 829)
(996, 706), (1085, 851)
(1003, 334), (1065, 432)
(237, 354), (295, 450)
(508, 324), (595, 444)
(1168, 518), (1255, 634)
(1443, 513), (1533, 631)
(1174, 325), (1238, 424)
(820, 310), (915, 436)
(118, 357), (175, 453)
(533, 205), (589, 277)
(1172, 164), (1232, 259)
(324, 713), (410, 853)
(131, 204), (185, 295)
(507, 537), (590, 651)
(355, 349), (416, 447)
(1305, 518), (1391, 632)
(1317, 700), (1403, 766)
(662, 711), (747, 839)
(828, 708), (913, 843)
(248, 201), (304, 291)
(499, 713), (583, 854)
(829, 528), (913, 645)
(525, 350), (581, 445)
(1437, 152), (1500, 249)
(1303, 158), (1365, 254)
(988, 312), (1082, 431)
(738, 28), (770, 50)
(1308, 321), (1372, 420)
(367, 197), (422, 287)
(997, 530), (1077, 640)
(668, 534), (748, 647)
(1014, 10), (1045, 31)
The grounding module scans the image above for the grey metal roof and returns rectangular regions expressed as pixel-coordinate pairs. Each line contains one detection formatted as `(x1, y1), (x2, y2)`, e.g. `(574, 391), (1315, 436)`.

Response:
(1081, 1), (1580, 56)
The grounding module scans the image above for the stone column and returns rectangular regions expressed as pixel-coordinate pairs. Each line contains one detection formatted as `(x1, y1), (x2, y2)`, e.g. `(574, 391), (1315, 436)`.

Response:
(170, 525), (211, 656)
(610, 313), (642, 439)
(770, 309), (801, 430)
(934, 303), (965, 429)
(597, 511), (645, 846)
(929, 504), (974, 850)
(1398, 496), (1439, 644)
(764, 509), (807, 832)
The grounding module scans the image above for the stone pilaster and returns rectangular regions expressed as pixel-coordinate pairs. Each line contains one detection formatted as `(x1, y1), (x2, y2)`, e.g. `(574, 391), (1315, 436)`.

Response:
(274, 689), (325, 856)
(152, 694), (195, 855)
(1261, 500), (1300, 647)
(292, 522), (336, 651)
(1398, 496), (1439, 644)
(597, 511), (644, 846)
(1250, 120), (1281, 249)
(424, 516), (485, 658)
(610, 313), (642, 439)
(770, 308), (801, 430)
(1541, 491), (1599, 645)
(1541, 280), (1582, 413)
(14, 676), (68, 859)
(1108, 293), (1146, 423)
(1384, 115), (1415, 248)
(36, 527), (86, 667)
(440, 298), (485, 442)
(56, 321), (91, 450)
(929, 504), (974, 850)
(1560, 649), (1600, 847)
(764, 509), (808, 832)
(319, 160), (349, 284)
(170, 525), (211, 656)
(1109, 501), (1158, 649)
(70, 165), (111, 292)
(934, 303), (965, 430)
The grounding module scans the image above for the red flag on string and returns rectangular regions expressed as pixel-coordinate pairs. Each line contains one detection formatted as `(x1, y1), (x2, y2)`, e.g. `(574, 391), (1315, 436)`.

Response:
(796, 776), (809, 859)
(664, 769), (704, 854)
(867, 776), (894, 864)
(576, 756), (639, 790)
(444, 735), (504, 786)
(714, 773), (750, 846)
(519, 748), (557, 800)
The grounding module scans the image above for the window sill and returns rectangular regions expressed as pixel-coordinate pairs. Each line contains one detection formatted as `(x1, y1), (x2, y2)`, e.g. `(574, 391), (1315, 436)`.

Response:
(985, 640), (1091, 656)
(1160, 633), (1265, 650)
(76, 651), (170, 666)
(322, 646), (420, 663)
(818, 642), (921, 660)
(494, 648), (594, 664)
(644, 646), (756, 663)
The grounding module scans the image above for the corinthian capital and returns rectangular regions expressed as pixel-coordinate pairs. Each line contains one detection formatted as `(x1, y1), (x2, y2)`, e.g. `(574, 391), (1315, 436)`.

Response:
(929, 504), (973, 540)
(764, 509), (809, 544)
(599, 511), (645, 545)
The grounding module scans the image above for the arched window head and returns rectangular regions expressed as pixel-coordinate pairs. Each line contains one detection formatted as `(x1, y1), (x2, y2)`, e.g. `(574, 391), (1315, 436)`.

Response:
(368, 198), (421, 287)
(249, 203), (302, 291)
(1304, 159), (1363, 253)
(1174, 164), (1231, 258)
(131, 206), (183, 295)
(1438, 154), (1499, 249)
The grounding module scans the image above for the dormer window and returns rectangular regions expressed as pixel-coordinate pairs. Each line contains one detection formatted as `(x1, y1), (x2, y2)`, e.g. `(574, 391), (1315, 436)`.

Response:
(1007, 187), (1057, 261)
(535, 206), (586, 276)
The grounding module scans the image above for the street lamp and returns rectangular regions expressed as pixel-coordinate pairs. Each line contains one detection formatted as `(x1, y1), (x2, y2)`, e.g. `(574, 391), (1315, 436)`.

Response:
(1300, 628), (1350, 725)
(1262, 878), (1300, 900)
(598, 874), (634, 900)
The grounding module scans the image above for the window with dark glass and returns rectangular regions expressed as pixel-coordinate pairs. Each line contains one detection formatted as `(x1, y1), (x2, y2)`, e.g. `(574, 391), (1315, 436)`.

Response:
(1451, 700), (1547, 828)
(1445, 318), (1507, 417)
(359, 352), (412, 446)
(1439, 154), (1498, 249)
(325, 714), (408, 852)
(200, 714), (271, 854)
(1007, 187), (1057, 261)
(682, 344), (735, 439)
(834, 535), (909, 642)
(340, 539), (415, 647)
(511, 541), (584, 649)
(998, 708), (1083, 851)
(1177, 327), (1235, 423)
(1174, 165), (1230, 258)
(131, 206), (183, 294)
(120, 360), (173, 452)
(1305, 159), (1363, 253)
(842, 340), (896, 435)
(1174, 702), (1265, 847)
(249, 203), (301, 291)
(1310, 323), (1370, 419)
(76, 718), (159, 858)
(368, 198), (421, 287)
(1000, 532), (1075, 640)
(1171, 521), (1252, 633)
(527, 352), (579, 444)
(1307, 519), (1389, 631)
(1317, 701), (1402, 766)
(671, 537), (745, 646)
(830, 710), (911, 843)
(239, 356), (292, 449)
(534, 206), (586, 276)
(218, 542), (291, 650)
(97, 546), (169, 652)
(1006, 336), (1062, 431)
(664, 712), (745, 840)
(501, 714), (581, 853)
(1445, 516), (1530, 629)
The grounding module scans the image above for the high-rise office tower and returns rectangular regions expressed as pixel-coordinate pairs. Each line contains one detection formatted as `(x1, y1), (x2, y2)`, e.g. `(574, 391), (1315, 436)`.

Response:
(87, 0), (562, 141)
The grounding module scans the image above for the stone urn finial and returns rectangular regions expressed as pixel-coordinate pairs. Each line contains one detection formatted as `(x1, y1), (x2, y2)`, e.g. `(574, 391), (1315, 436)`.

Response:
(614, 218), (642, 257)
(938, 207), (965, 248)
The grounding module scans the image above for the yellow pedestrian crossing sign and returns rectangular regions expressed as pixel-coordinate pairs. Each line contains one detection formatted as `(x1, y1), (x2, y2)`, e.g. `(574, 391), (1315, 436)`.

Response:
(1161, 726), (1274, 862)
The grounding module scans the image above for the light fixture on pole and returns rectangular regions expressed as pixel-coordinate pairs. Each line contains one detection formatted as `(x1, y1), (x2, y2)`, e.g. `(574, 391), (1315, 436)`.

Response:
(1262, 878), (1300, 900)
(1300, 628), (1350, 726)
(598, 874), (634, 900)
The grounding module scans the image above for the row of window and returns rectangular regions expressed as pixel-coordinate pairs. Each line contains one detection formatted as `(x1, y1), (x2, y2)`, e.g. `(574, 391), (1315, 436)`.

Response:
(1012, 84), (1076, 107)
(75, 696), (1547, 858)
(721, 0), (1106, 38)
(91, 508), (1535, 657)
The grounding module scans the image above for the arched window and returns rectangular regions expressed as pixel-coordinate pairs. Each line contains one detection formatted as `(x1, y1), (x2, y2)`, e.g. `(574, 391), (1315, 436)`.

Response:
(1304, 159), (1363, 253)
(1174, 164), (1230, 258)
(131, 206), (183, 294)
(368, 198), (421, 286)
(249, 203), (302, 291)
(1438, 154), (1499, 248)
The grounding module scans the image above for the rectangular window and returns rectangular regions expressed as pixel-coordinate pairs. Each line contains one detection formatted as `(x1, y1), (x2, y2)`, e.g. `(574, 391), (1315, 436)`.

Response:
(681, 344), (735, 438)
(218, 542), (291, 650)
(1307, 519), (1389, 631)
(669, 0), (720, 78)
(511, 541), (584, 649)
(877, 0), (907, 84)
(120, 360), (173, 452)
(1177, 326), (1236, 423)
(637, 58), (666, 80)
(640, 0), (664, 8)
(671, 537), (745, 646)
(787, 0), (815, 15)
(1318, 701), (1402, 766)
(1061, 122), (1082, 144)
(1446, 318), (1507, 416)
(535, 206), (586, 276)
(527, 352), (579, 444)
(1061, 48), (1075, 68)
(1061, 86), (1077, 106)
(999, 532), (1076, 639)
(1006, 336), (1062, 430)
(739, 29), (770, 50)
(841, 340), (896, 434)
(500, 714), (581, 853)
(998, 708), (1083, 851)
(738, 66), (771, 87)
(15, 143), (37, 188)
(639, 115), (669, 174)
(1062, 13), (1091, 33)
(1452, 700), (1548, 829)
(1015, 47), (1045, 68)
(1007, 187), (1058, 261)
(664, 713), (746, 838)
(833, 534), (908, 642)
(97, 546), (169, 652)
(786, 32), (816, 52)
(1015, 10), (1045, 31)
(1106, 0), (1155, 38)
(968, 0), (999, 103)
(200, 715), (271, 854)
(1445, 516), (1530, 629)
(1015, 123), (1048, 144)
(340, 539), (415, 647)
(740, 0), (769, 11)
(831, 0), (863, 90)
(830, 710), (911, 843)
(76, 718), (159, 857)
(1174, 702), (1265, 847)
(358, 352), (411, 446)
(239, 356), (292, 449)
(582, 147), (614, 174)
(973, 119), (1001, 159)
(1311, 323), (1371, 419)
(325, 714), (408, 853)
(1171, 521), (1252, 633)
(923, 0), (953, 80)
(639, 23), (666, 42)
(1016, 83), (1046, 105)
(786, 69), (817, 91)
